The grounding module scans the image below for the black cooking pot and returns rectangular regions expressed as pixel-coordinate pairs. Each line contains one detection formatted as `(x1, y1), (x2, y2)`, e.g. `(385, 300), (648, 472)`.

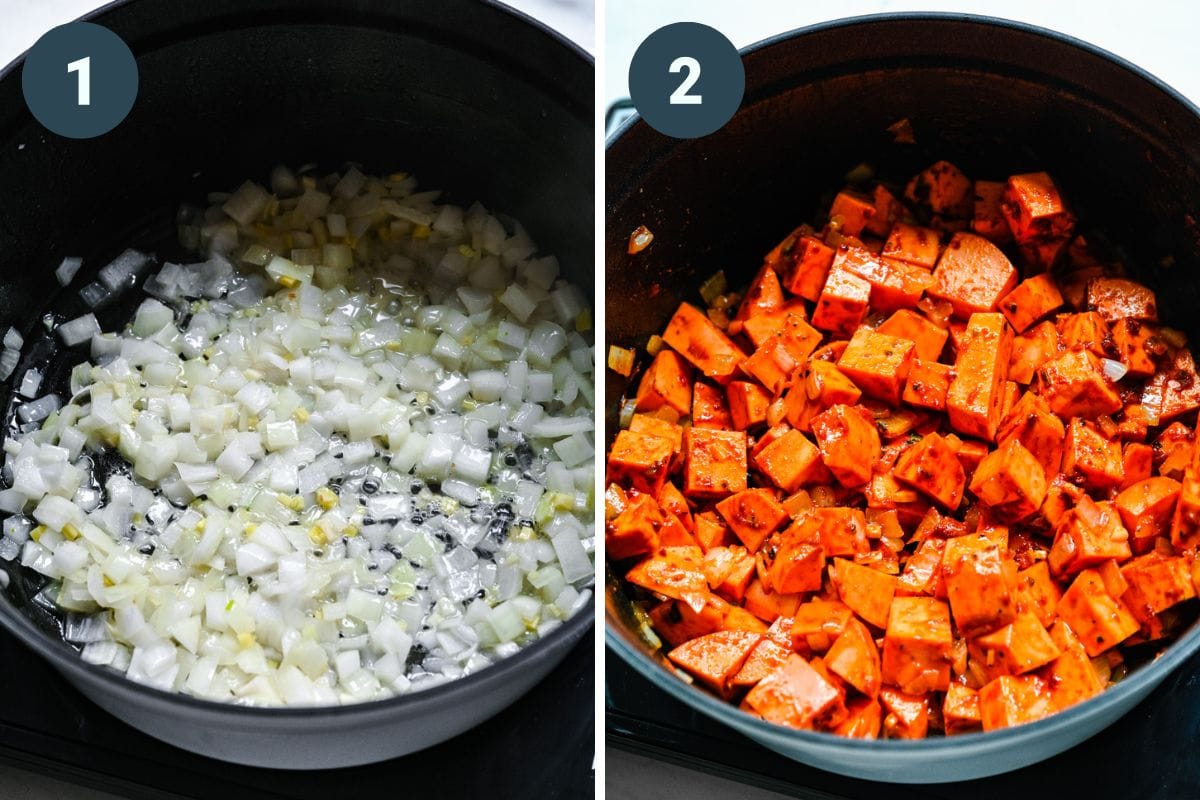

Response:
(0, 0), (594, 770)
(606, 13), (1200, 782)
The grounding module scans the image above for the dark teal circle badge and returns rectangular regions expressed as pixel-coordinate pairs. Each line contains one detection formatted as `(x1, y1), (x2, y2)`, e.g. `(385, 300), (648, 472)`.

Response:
(22, 22), (138, 139)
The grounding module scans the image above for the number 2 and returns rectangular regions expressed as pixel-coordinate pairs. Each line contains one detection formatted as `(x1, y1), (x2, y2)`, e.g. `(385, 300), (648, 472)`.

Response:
(67, 56), (91, 106)
(669, 56), (701, 105)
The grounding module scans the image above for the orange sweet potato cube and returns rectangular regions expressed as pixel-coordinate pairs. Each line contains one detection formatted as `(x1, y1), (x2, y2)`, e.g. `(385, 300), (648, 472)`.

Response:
(1015, 561), (1061, 628)
(729, 636), (792, 689)
(1055, 568), (1139, 656)
(635, 349), (693, 416)
(781, 235), (836, 302)
(1110, 319), (1158, 379)
(942, 533), (1015, 637)
(811, 404), (881, 487)
(741, 331), (819, 395)
(1114, 477), (1181, 540)
(1121, 552), (1196, 638)
(691, 381), (732, 429)
(1144, 348), (1200, 422)
(929, 233), (1018, 319)
(667, 630), (763, 694)
(656, 481), (692, 529)
(1121, 442), (1152, 493)
(798, 361), (863, 415)
(826, 617), (882, 697)
(743, 654), (844, 729)
(628, 414), (683, 457)
(836, 327), (916, 406)
(877, 309), (949, 361)
(828, 189), (877, 237)
(662, 302), (747, 383)
(744, 577), (802, 623)
(715, 488), (788, 553)
(978, 674), (1053, 731)
(831, 558), (897, 630)
(879, 688), (931, 739)
(898, 537), (948, 598)
(1008, 320), (1060, 385)
(972, 180), (1011, 243)
(1043, 622), (1105, 711)
(1036, 349), (1122, 418)
(996, 391), (1064, 478)
(893, 432), (966, 510)
(1086, 277), (1157, 323)
(881, 596), (953, 694)
(625, 545), (709, 610)
(1001, 172), (1075, 244)
(902, 360), (953, 412)
(1058, 311), (1109, 356)
(882, 222), (941, 269)
(1062, 418), (1124, 490)
(999, 273), (1064, 334)
(947, 312), (1013, 441)
(1048, 496), (1132, 578)
(726, 381), (771, 431)
(682, 427), (747, 499)
(608, 430), (675, 495)
(811, 268), (871, 338)
(833, 245), (935, 312)
(791, 599), (854, 654)
(767, 525), (826, 595)
(968, 439), (1048, 522)
(905, 160), (973, 218)
(753, 429), (823, 493)
(943, 684), (983, 734)
(693, 510), (734, 552)
(971, 612), (1061, 676)
(730, 264), (785, 329)
(866, 184), (903, 237)
(607, 493), (663, 561)
(834, 697), (883, 739)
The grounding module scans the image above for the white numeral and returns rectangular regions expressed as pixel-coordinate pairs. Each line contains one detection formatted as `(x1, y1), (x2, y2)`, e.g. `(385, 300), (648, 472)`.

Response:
(669, 56), (702, 105)
(67, 56), (91, 106)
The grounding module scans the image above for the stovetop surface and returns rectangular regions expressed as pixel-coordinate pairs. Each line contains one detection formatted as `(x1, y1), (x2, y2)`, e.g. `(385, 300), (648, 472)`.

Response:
(0, 627), (593, 799)
(606, 647), (1200, 798)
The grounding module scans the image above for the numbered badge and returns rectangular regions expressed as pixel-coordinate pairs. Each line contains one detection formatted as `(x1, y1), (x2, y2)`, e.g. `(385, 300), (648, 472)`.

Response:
(628, 22), (744, 139)
(22, 22), (138, 139)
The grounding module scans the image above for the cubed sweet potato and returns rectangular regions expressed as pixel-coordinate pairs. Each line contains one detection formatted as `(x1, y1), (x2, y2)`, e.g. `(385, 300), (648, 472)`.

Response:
(767, 536), (826, 595)
(867, 184), (903, 237)
(730, 264), (785, 330)
(995, 391), (1065, 478)
(1043, 622), (1105, 711)
(898, 537), (948, 598)
(942, 533), (1015, 637)
(608, 430), (676, 495)
(635, 349), (693, 416)
(943, 684), (983, 734)
(792, 599), (854, 653)
(834, 245), (935, 312)
(906, 160), (973, 218)
(668, 630), (764, 694)
(978, 674), (1053, 731)
(1142, 348), (1200, 423)
(744, 654), (845, 729)
(729, 636), (793, 689)
(882, 222), (941, 269)
(1001, 172), (1074, 243)
(881, 596), (953, 694)
(971, 612), (1061, 676)
(878, 309), (949, 362)
(836, 327), (916, 406)
(691, 381), (733, 429)
(1008, 320), (1060, 385)
(781, 235), (836, 302)
(656, 481), (693, 530)
(741, 329), (820, 394)
(1057, 311), (1109, 356)
(827, 617), (883, 697)
(1121, 552), (1196, 639)
(807, 506), (870, 557)
(1114, 477), (1181, 540)
(740, 300), (811, 349)
(715, 488), (789, 553)
(799, 361), (863, 416)
(726, 381), (771, 431)
(972, 180), (1011, 243)
(1062, 418), (1124, 490)
(834, 697), (883, 739)
(811, 404), (881, 487)
(693, 510), (734, 552)
(682, 427), (747, 499)
(831, 558), (897, 630)
(902, 360), (953, 412)
(1015, 561), (1061, 628)
(1048, 496), (1132, 578)
(829, 189), (877, 237)
(753, 429), (823, 493)
(743, 578), (802, 623)
(879, 688), (931, 739)
(892, 433), (966, 510)
(999, 273), (1064, 334)
(968, 438), (1048, 523)
(811, 268), (872, 338)
(607, 493), (663, 561)
(929, 233), (1018, 319)
(1055, 568), (1139, 656)
(626, 545), (709, 611)
(1037, 349), (1122, 419)
(663, 302), (748, 383)
(649, 595), (766, 648)
(947, 312), (1014, 441)
(1087, 277), (1157, 323)
(1110, 319), (1160, 379)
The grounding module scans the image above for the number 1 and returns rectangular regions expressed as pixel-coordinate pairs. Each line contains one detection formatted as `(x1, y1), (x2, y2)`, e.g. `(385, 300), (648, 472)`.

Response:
(669, 56), (701, 105)
(67, 56), (91, 106)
